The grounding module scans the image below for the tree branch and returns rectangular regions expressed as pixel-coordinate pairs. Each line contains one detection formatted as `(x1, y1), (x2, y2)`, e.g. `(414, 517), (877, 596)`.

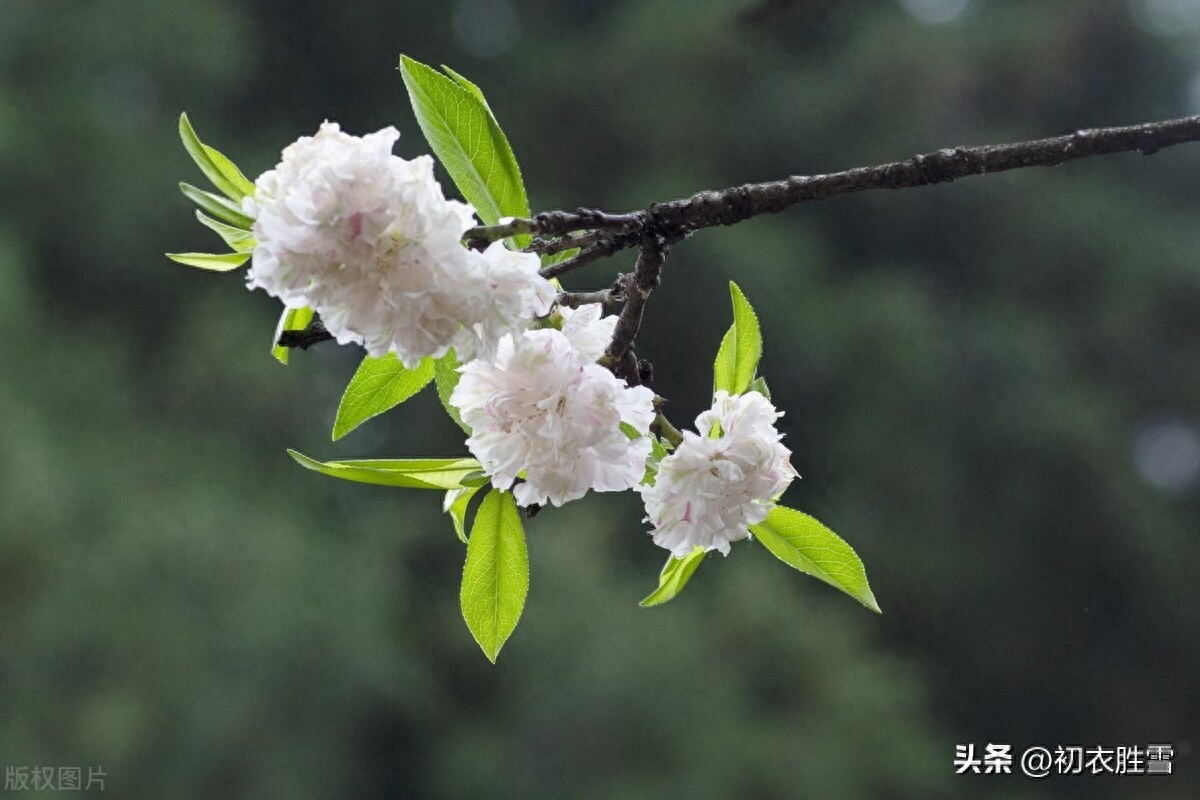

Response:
(465, 114), (1200, 262)
(557, 285), (621, 309)
(604, 237), (671, 384)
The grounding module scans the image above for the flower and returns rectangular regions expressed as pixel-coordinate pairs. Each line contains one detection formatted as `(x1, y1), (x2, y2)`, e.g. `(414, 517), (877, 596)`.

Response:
(244, 122), (554, 366)
(641, 390), (796, 558)
(450, 305), (655, 507)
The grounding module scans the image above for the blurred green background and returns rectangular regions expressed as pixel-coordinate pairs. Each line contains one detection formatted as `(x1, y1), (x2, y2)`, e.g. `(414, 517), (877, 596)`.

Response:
(1, 0), (1198, 797)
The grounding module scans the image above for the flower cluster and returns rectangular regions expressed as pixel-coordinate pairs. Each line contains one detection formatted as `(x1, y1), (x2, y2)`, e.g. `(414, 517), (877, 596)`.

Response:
(641, 391), (797, 558)
(241, 123), (797, 542)
(244, 122), (554, 366)
(451, 305), (656, 508)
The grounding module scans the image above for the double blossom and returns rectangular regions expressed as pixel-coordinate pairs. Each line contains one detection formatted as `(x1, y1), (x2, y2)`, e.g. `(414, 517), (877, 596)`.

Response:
(244, 122), (554, 367)
(641, 391), (797, 558)
(451, 305), (657, 508)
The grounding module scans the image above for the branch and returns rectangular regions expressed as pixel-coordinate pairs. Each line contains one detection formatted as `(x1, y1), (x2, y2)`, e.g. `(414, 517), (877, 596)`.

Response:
(604, 237), (671, 384)
(277, 319), (334, 350)
(539, 234), (634, 279)
(557, 286), (621, 309)
(465, 114), (1200, 262)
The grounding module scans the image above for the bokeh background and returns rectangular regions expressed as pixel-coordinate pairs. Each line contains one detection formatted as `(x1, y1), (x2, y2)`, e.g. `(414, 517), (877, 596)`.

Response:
(2, 0), (1198, 797)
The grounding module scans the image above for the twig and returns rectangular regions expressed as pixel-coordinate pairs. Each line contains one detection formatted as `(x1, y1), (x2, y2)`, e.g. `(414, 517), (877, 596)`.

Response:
(527, 230), (611, 256)
(557, 286), (621, 309)
(604, 237), (671, 382)
(468, 114), (1200, 264)
(464, 208), (644, 250)
(651, 410), (684, 449)
(539, 234), (632, 279)
(277, 319), (334, 350)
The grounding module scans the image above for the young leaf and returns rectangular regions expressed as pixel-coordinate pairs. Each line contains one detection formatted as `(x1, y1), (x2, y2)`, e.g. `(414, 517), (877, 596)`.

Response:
(434, 350), (470, 434)
(398, 56), (530, 238)
(748, 375), (771, 400)
(640, 547), (706, 607)
(713, 281), (763, 396)
(441, 64), (489, 106)
(749, 505), (881, 613)
(178, 113), (255, 201)
(271, 306), (314, 365)
(333, 354), (435, 440)
(195, 210), (255, 252)
(203, 143), (256, 199)
(460, 489), (529, 662)
(165, 252), (249, 272)
(179, 182), (254, 229)
(540, 247), (580, 270)
(287, 450), (486, 490)
(444, 484), (484, 544)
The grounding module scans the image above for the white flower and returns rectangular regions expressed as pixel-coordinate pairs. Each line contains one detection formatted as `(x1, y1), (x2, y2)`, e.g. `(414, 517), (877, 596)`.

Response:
(451, 305), (655, 507)
(641, 391), (797, 558)
(244, 122), (554, 366)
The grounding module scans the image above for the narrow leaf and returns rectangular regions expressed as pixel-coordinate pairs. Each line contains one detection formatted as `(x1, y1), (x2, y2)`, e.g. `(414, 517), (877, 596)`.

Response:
(333, 354), (435, 440)
(195, 210), (255, 252)
(165, 251), (249, 272)
(204, 143), (256, 198)
(444, 484), (483, 544)
(640, 547), (706, 607)
(288, 449), (485, 490)
(399, 56), (530, 239)
(749, 505), (881, 613)
(434, 350), (471, 434)
(460, 489), (529, 662)
(713, 281), (763, 396)
(179, 182), (254, 229)
(179, 113), (244, 201)
(271, 306), (314, 365)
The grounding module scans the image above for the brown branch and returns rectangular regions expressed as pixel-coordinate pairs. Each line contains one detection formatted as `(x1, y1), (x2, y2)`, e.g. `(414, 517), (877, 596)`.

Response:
(604, 237), (671, 384)
(557, 286), (621, 309)
(466, 114), (1200, 262)
(538, 234), (633, 279)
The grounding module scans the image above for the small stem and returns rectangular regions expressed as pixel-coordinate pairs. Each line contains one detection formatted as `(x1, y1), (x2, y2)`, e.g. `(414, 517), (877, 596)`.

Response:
(652, 409), (684, 449)
(539, 235), (630, 279)
(277, 319), (333, 350)
(557, 288), (620, 309)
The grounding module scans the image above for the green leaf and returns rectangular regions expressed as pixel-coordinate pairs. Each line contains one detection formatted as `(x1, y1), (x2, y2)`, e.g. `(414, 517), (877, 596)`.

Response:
(333, 354), (435, 440)
(287, 449), (486, 490)
(179, 182), (254, 229)
(640, 547), (706, 607)
(203, 144), (256, 199)
(434, 350), (471, 434)
(749, 505), (881, 613)
(195, 210), (255, 253)
(178, 113), (255, 201)
(271, 306), (314, 365)
(748, 375), (771, 401)
(713, 281), (763, 396)
(540, 247), (580, 270)
(444, 484), (483, 544)
(441, 64), (488, 106)
(165, 251), (249, 272)
(399, 56), (529, 240)
(460, 489), (529, 662)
